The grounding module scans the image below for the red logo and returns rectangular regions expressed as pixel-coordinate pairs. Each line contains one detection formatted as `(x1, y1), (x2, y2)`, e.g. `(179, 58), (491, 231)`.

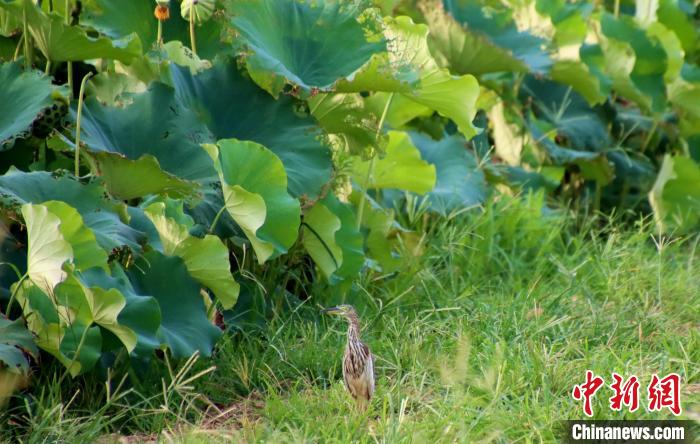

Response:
(573, 372), (682, 416)
(647, 373), (682, 415)
(572, 370), (605, 417)
(609, 373), (640, 412)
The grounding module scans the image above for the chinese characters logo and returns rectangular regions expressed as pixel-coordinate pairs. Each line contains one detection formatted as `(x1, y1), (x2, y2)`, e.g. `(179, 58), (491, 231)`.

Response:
(572, 371), (682, 417)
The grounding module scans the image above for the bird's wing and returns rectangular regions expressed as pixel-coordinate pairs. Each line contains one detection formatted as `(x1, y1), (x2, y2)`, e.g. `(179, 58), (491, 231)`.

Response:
(365, 352), (375, 399)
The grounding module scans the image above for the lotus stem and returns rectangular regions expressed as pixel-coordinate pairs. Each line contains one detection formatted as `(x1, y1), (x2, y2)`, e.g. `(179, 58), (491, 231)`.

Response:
(4, 273), (27, 318)
(12, 34), (23, 61)
(22, 5), (31, 69)
(66, 0), (73, 97)
(74, 72), (93, 177)
(157, 19), (163, 46)
(189, 11), (197, 56)
(209, 205), (227, 234)
(356, 93), (394, 229)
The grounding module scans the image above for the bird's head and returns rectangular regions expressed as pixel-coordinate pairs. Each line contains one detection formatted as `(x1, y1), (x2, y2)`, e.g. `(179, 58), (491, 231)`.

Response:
(321, 304), (357, 319)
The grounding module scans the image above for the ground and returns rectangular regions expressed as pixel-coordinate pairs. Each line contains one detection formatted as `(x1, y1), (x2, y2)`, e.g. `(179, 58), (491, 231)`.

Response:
(2, 194), (699, 442)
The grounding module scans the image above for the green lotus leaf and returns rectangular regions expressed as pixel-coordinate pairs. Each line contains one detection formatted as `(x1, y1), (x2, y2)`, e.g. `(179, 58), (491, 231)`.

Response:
(302, 203), (342, 279)
(127, 251), (221, 358)
(169, 62), (332, 198)
(84, 265), (161, 357)
(600, 13), (667, 112)
(55, 268), (136, 352)
(0, 62), (57, 149)
(353, 131), (436, 194)
(20, 203), (72, 294)
(649, 155), (700, 233)
(309, 93), (387, 157)
(230, 0), (385, 93)
(86, 152), (197, 200)
(535, 0), (592, 46)
(367, 93), (433, 129)
(56, 322), (102, 375)
(0, 0), (140, 62)
(409, 132), (487, 215)
(302, 195), (364, 282)
(350, 192), (402, 272)
(422, 0), (551, 75)
(527, 120), (614, 185)
(337, 16), (480, 139)
(550, 60), (608, 106)
(83, 0), (227, 58)
(657, 0), (697, 55)
(41, 201), (109, 271)
(144, 202), (239, 309)
(0, 318), (37, 372)
(77, 82), (215, 183)
(519, 76), (611, 151)
(484, 164), (560, 192)
(204, 139), (301, 264)
(0, 169), (144, 252)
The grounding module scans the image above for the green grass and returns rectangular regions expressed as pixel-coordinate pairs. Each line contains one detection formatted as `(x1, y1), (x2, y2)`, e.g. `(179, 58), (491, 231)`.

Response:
(2, 193), (699, 442)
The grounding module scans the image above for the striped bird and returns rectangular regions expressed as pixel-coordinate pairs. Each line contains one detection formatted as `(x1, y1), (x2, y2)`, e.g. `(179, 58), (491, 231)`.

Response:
(322, 305), (374, 411)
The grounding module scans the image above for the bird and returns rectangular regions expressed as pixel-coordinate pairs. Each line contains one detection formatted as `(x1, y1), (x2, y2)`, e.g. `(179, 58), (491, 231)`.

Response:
(322, 305), (374, 411)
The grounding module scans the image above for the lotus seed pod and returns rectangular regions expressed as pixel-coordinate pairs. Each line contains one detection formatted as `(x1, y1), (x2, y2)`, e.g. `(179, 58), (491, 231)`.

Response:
(180, 0), (215, 24)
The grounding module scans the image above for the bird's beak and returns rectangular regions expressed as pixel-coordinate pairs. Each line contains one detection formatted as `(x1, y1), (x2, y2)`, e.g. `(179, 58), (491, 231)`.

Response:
(321, 306), (341, 315)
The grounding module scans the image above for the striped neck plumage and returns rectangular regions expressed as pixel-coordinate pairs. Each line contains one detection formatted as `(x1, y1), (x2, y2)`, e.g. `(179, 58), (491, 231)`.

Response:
(346, 314), (361, 342)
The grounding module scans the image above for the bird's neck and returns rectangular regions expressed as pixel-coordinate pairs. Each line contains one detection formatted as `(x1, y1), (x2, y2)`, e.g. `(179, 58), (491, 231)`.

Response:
(346, 315), (361, 343)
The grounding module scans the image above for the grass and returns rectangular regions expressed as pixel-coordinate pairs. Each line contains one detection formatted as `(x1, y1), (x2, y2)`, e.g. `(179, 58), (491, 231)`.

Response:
(1, 192), (699, 442)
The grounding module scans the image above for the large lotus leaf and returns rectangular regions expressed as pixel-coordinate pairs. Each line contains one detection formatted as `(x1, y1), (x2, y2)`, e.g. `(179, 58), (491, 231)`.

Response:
(0, 318), (37, 372)
(422, 0), (551, 75)
(302, 195), (363, 282)
(528, 121), (614, 185)
(649, 155), (700, 233)
(600, 13), (667, 112)
(337, 16), (480, 139)
(204, 139), (301, 264)
(86, 152), (197, 200)
(489, 100), (525, 166)
(168, 62), (332, 198)
(0, 62), (56, 149)
(86, 265), (161, 357)
(535, 0), (592, 46)
(53, 267), (142, 353)
(77, 82), (215, 184)
(230, 0), (384, 93)
(82, 0), (227, 59)
(0, 169), (144, 252)
(485, 164), (560, 192)
(350, 192), (402, 272)
(409, 132), (487, 214)
(20, 203), (72, 294)
(519, 76), (611, 151)
(0, 226), (26, 301)
(550, 61), (608, 106)
(353, 131), (436, 194)
(0, 0), (140, 62)
(657, 0), (697, 54)
(127, 251), (221, 358)
(57, 323), (102, 375)
(144, 202), (239, 309)
(302, 203), (342, 279)
(40, 201), (108, 271)
(309, 93), (385, 157)
(10, 278), (101, 376)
